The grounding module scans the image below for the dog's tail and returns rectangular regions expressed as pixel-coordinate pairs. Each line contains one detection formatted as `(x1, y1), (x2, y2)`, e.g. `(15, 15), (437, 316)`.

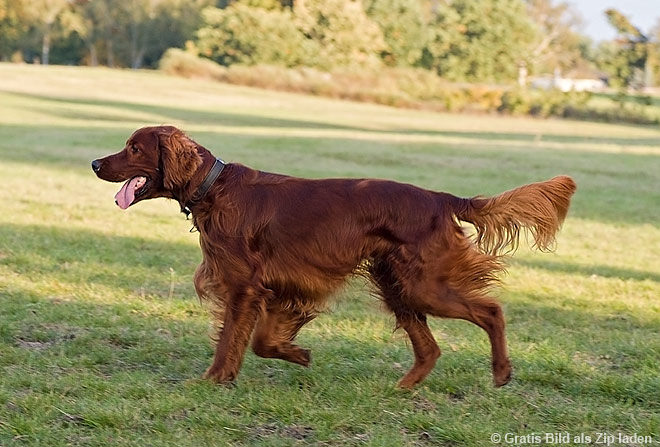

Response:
(448, 176), (577, 255)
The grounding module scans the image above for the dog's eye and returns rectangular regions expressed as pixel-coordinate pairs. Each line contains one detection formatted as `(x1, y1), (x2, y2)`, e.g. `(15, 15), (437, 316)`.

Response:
(131, 145), (140, 154)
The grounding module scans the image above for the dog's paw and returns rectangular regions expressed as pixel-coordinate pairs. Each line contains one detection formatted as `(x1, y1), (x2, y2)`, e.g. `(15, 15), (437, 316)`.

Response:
(493, 360), (512, 387)
(282, 346), (311, 367)
(202, 365), (236, 385)
(297, 348), (311, 367)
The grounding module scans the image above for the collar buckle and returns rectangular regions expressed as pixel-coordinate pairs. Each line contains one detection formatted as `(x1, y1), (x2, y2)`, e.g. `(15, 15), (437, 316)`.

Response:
(181, 158), (225, 219)
(181, 206), (192, 219)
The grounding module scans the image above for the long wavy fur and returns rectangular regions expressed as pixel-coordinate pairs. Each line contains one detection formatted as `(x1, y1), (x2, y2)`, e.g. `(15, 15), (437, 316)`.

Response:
(453, 176), (577, 256)
(94, 125), (578, 388)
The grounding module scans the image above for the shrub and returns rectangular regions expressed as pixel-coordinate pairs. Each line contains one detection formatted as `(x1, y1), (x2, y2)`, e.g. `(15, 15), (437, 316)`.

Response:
(498, 89), (531, 115)
(196, 4), (315, 67)
(194, 0), (386, 71)
(158, 51), (659, 126)
(158, 48), (227, 80)
(499, 89), (591, 118)
(563, 103), (659, 125)
(364, 0), (428, 66)
(294, 0), (386, 70)
(463, 85), (504, 112)
(423, 0), (536, 82)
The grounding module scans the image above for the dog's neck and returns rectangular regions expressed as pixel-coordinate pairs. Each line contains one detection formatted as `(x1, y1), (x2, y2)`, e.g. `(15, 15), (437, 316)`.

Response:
(177, 148), (226, 219)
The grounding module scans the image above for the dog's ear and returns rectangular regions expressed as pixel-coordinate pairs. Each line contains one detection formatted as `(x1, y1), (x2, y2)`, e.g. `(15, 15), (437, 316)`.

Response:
(158, 127), (202, 190)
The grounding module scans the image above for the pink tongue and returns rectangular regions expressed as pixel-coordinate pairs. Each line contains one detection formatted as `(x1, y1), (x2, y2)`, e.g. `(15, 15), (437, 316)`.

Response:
(114, 177), (140, 210)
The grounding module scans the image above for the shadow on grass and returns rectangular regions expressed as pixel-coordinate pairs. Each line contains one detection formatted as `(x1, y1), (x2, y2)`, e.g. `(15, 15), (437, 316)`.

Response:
(0, 222), (200, 295)
(2, 220), (658, 305)
(3, 275), (659, 411)
(2, 91), (367, 131)
(1, 221), (658, 409)
(5, 91), (660, 147)
(1, 92), (658, 226)
(392, 128), (660, 147)
(511, 259), (660, 283)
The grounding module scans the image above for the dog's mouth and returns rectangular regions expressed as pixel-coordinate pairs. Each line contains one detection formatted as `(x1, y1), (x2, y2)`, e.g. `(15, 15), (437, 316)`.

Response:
(114, 176), (150, 209)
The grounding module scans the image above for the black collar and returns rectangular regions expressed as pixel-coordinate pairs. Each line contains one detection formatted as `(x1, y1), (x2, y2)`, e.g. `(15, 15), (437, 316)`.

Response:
(181, 158), (225, 218)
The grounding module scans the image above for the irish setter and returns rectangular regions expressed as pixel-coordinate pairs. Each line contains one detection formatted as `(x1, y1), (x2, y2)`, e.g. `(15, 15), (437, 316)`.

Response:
(92, 125), (576, 388)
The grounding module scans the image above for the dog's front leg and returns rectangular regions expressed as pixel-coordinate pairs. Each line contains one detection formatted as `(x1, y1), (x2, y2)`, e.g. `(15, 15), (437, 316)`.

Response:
(202, 284), (267, 384)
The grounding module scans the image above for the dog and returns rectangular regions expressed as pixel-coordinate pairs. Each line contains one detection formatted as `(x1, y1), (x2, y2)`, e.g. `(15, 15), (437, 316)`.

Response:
(92, 125), (576, 388)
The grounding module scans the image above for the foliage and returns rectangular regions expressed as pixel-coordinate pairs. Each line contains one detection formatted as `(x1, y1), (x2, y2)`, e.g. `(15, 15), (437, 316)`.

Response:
(597, 9), (652, 90)
(2, 0), (657, 100)
(159, 47), (227, 79)
(294, 0), (385, 70)
(158, 50), (659, 125)
(1, 0), (598, 85)
(364, 0), (428, 66)
(0, 0), (212, 68)
(595, 41), (632, 90)
(565, 102), (659, 125)
(499, 88), (659, 124)
(157, 50), (501, 111)
(499, 88), (589, 116)
(196, 3), (314, 67)
(195, 0), (386, 70)
(25, 0), (71, 65)
(525, 0), (586, 74)
(0, 0), (28, 60)
(422, 0), (537, 82)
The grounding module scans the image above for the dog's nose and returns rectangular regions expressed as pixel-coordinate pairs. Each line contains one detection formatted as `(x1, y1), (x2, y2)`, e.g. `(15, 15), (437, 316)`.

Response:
(91, 159), (102, 173)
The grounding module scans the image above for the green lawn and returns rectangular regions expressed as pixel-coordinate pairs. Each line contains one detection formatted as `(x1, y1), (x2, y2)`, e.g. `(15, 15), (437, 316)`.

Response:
(0, 63), (659, 446)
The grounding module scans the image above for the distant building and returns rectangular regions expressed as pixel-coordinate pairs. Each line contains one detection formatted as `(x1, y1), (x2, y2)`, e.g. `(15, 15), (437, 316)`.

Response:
(531, 76), (606, 92)
(530, 68), (607, 92)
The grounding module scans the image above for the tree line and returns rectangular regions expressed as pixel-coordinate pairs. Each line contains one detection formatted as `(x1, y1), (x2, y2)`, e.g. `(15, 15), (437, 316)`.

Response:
(1, 0), (658, 89)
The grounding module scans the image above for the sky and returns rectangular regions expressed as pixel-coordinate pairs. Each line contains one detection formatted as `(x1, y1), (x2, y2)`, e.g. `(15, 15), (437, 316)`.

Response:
(569, 0), (659, 41)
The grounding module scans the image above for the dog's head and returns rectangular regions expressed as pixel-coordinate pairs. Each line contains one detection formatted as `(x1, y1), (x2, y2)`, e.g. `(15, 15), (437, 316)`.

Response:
(92, 126), (202, 209)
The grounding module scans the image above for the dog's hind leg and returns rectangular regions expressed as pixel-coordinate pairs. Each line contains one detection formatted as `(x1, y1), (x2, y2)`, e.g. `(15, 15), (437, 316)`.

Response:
(467, 296), (511, 387)
(251, 306), (316, 367)
(394, 313), (441, 389)
(369, 260), (441, 389)
(424, 291), (512, 387)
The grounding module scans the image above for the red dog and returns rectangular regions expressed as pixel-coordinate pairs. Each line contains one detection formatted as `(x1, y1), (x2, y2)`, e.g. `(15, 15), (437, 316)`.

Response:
(92, 126), (576, 388)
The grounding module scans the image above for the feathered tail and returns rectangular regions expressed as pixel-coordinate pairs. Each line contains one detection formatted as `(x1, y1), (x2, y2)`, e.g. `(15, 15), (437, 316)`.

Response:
(450, 176), (577, 255)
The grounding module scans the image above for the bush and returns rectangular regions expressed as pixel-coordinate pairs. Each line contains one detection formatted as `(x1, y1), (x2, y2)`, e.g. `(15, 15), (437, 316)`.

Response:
(499, 89), (591, 118)
(295, 0), (386, 70)
(364, 0), (428, 66)
(158, 50), (659, 126)
(563, 104), (659, 125)
(158, 48), (227, 80)
(196, 4), (315, 67)
(499, 89), (532, 115)
(423, 0), (536, 82)
(194, 0), (386, 71)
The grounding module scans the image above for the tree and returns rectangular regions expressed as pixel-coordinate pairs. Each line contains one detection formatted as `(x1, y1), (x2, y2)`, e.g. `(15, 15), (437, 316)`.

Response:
(651, 19), (660, 86)
(601, 9), (652, 89)
(423, 0), (537, 82)
(196, 2), (314, 67)
(25, 0), (71, 65)
(525, 0), (584, 74)
(365, 0), (428, 66)
(196, 0), (385, 70)
(0, 0), (30, 60)
(294, 0), (385, 70)
(119, 0), (212, 69)
(64, 0), (210, 68)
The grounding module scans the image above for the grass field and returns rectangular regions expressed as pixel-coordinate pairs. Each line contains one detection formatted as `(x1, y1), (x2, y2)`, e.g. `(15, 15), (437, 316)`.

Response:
(0, 63), (659, 446)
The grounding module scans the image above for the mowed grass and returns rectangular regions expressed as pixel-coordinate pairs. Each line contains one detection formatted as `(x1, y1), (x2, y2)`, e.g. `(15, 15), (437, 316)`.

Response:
(0, 63), (659, 446)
